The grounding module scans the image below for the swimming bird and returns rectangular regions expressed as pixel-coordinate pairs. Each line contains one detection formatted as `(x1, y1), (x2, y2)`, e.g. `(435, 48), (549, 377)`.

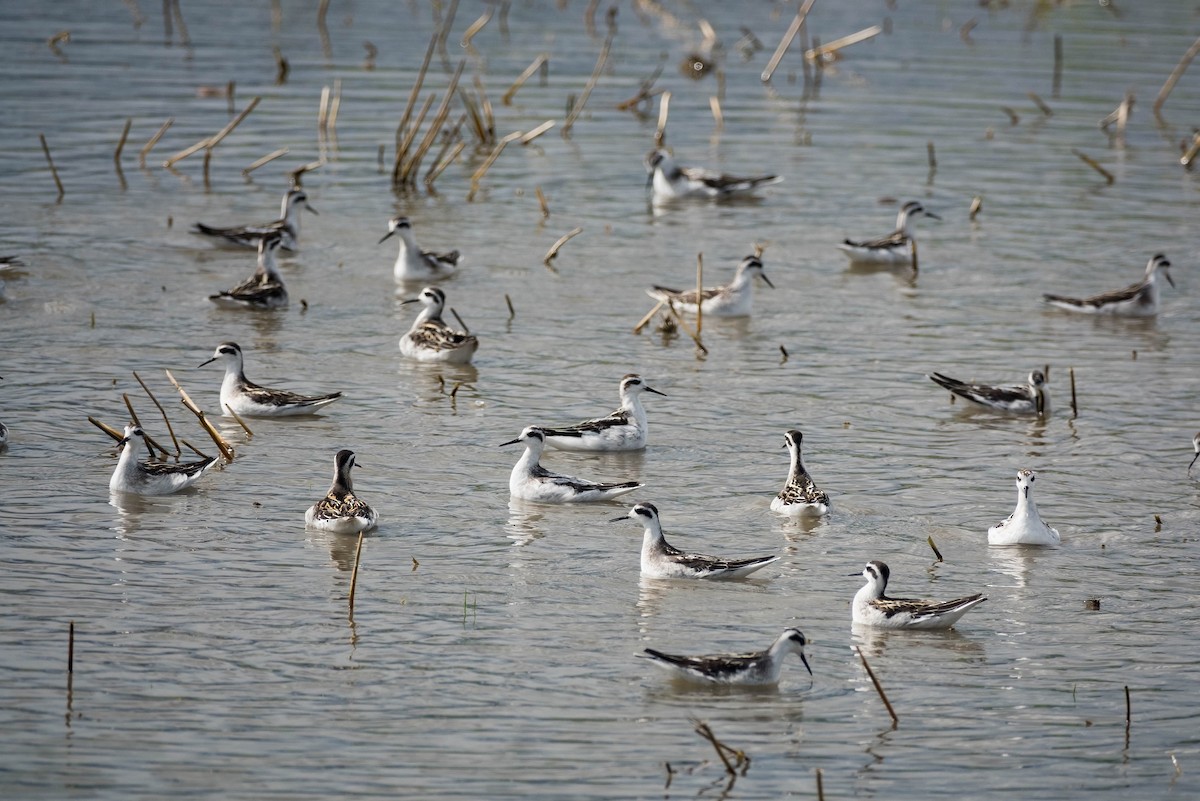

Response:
(647, 255), (773, 317)
(305, 449), (379, 534)
(501, 426), (643, 503)
(640, 628), (811, 686)
(398, 286), (478, 364)
(540, 374), (665, 452)
(612, 502), (779, 579)
(927, 369), (1049, 416)
(1043, 254), (1174, 316)
(199, 342), (342, 417)
(644, 149), (782, 203)
(379, 215), (461, 282)
(109, 424), (218, 496)
(1189, 432), (1199, 476)
(771, 429), (829, 516)
(192, 188), (316, 251)
(208, 233), (288, 310)
(988, 469), (1060, 546)
(838, 200), (940, 266)
(852, 561), (986, 629)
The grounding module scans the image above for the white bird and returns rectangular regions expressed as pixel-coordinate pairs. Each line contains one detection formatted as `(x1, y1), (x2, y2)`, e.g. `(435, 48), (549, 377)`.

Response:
(838, 200), (940, 266)
(305, 449), (379, 534)
(852, 561), (986, 630)
(540, 374), (665, 452)
(1043, 254), (1174, 316)
(612, 502), (779, 579)
(647, 255), (773, 317)
(398, 286), (478, 364)
(501, 426), (642, 503)
(379, 215), (461, 282)
(192, 188), (316, 251)
(640, 628), (811, 686)
(771, 429), (829, 516)
(988, 469), (1060, 546)
(928, 369), (1049, 416)
(199, 342), (342, 417)
(109, 424), (218, 496)
(208, 233), (288, 310)
(644, 149), (782, 203)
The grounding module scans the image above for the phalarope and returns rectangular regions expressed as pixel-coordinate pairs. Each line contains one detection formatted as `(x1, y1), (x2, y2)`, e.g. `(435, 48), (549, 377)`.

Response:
(192, 188), (316, 251)
(209, 233), (288, 310)
(988, 469), (1060, 547)
(501, 426), (643, 503)
(928, 369), (1049, 416)
(109, 424), (218, 495)
(399, 286), (478, 364)
(1043, 254), (1174, 316)
(305, 449), (379, 534)
(644, 149), (782, 203)
(379, 215), (461, 282)
(771, 429), (829, 516)
(838, 200), (940, 266)
(647, 255), (773, 317)
(199, 342), (342, 417)
(852, 561), (986, 629)
(541, 374), (665, 452)
(640, 628), (811, 686)
(613, 502), (779, 579)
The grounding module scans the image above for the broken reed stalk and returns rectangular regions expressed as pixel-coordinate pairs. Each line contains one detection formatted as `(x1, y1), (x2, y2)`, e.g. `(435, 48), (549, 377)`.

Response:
(1124, 685), (1131, 731)
(910, 238), (919, 274)
(535, 186), (550, 218)
(502, 53), (547, 105)
(122, 393), (169, 458)
(460, 7), (493, 49)
(163, 96), (261, 168)
(164, 369), (235, 461)
(1153, 35), (1200, 119)
(1071, 149), (1113, 184)
(348, 532), (364, 616)
(1181, 132), (1200, 169)
(436, 0), (460, 56)
(761, 0), (816, 82)
(88, 416), (125, 442)
(926, 141), (937, 171)
(654, 90), (670, 148)
(664, 301), (707, 355)
(695, 253), (704, 336)
(466, 130), (521, 201)
(242, 147), (289, 176)
(223, 404), (253, 437)
(519, 120), (555, 145)
(424, 141), (466, 187)
(504, 293), (515, 320)
(543, 226), (583, 265)
(1069, 367), (1078, 418)
(969, 196), (983, 220)
(562, 33), (613, 138)
(1028, 92), (1053, 116)
(395, 36), (437, 153)
(806, 25), (883, 62)
(691, 719), (747, 776)
(816, 768), (825, 801)
(133, 370), (181, 456)
(317, 85), (331, 133)
(633, 300), (666, 334)
(1100, 92), (1134, 136)
(927, 535), (944, 562)
(855, 646), (899, 725)
(68, 620), (75, 674)
(709, 96), (724, 129)
(178, 438), (210, 459)
(114, 118), (132, 165)
(449, 307), (470, 334)
(396, 93), (436, 174)
(399, 60), (467, 188)
(39, 134), (65, 198)
(138, 117), (173, 167)
(1052, 34), (1063, 98)
(287, 160), (323, 188)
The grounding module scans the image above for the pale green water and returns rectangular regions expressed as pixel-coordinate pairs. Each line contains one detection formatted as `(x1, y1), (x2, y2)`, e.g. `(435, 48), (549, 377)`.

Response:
(1, 1), (1199, 799)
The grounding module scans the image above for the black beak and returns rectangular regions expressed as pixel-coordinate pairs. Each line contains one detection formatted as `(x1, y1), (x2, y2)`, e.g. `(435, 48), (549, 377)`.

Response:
(645, 170), (654, 194)
(800, 652), (813, 676)
(378, 230), (395, 245)
(117, 435), (131, 447)
(759, 273), (775, 289)
(400, 298), (419, 305)
(925, 211), (942, 221)
(198, 357), (216, 368)
(645, 386), (667, 397)
(608, 514), (629, 523)
(499, 437), (522, 447)
(1188, 451), (1198, 474)
(848, 571), (863, 577)
(306, 204), (319, 216)
(1164, 270), (1176, 289)
(1023, 486), (1029, 499)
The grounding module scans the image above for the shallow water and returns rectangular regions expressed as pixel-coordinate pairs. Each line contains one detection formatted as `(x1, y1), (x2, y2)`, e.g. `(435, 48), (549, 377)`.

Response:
(1, 1), (1199, 798)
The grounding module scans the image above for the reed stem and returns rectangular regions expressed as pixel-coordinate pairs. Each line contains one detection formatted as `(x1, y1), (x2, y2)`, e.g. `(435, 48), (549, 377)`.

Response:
(39, 134), (65, 199)
(855, 646), (898, 725)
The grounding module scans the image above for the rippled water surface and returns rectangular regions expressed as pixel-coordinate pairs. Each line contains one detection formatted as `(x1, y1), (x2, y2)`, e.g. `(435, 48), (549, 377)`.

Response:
(2, 1), (1199, 798)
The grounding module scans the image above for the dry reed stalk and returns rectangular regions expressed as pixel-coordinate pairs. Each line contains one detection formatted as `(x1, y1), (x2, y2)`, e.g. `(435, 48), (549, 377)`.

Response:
(1052, 34), (1062, 98)
(273, 45), (289, 84)
(424, 141), (466, 187)
(1000, 106), (1019, 125)
(695, 253), (704, 335)
(535, 186), (550, 218)
(348, 532), (364, 616)
(88, 416), (125, 442)
(806, 24), (882, 62)
(816, 768), (825, 801)
(969, 196), (983, 220)
(466, 130), (521, 201)
(179, 438), (210, 459)
(474, 75), (495, 138)
(242, 147), (289, 177)
(288, 160), (323, 187)
(562, 33), (613, 138)
(1069, 367), (1078, 418)
(460, 7), (493, 48)
(399, 60), (467, 187)
(633, 300), (666, 334)
(395, 93), (436, 176)
(138, 117), (173, 167)
(317, 85), (331, 133)
(519, 120), (555, 145)
(122, 394), (160, 457)
(164, 369), (235, 461)
(654, 90), (670, 148)
(1028, 91), (1053, 116)
(362, 40), (378, 70)
(449, 307), (470, 334)
(664, 301), (707, 355)
(395, 35), (437, 156)
(1181, 132), (1200, 169)
(616, 58), (666, 111)
(927, 535), (943, 562)
(709, 96), (723, 129)
(436, 0), (460, 56)
(1153, 35), (1200, 119)
(761, 0), (816, 82)
(39, 134), (65, 198)
(223, 404), (253, 437)
(226, 80), (236, 115)
(501, 54), (547, 105)
(459, 88), (489, 144)
(170, 0), (190, 46)
(960, 18), (977, 44)
(505, 293), (515, 320)
(543, 227), (583, 265)
(910, 238), (919, 274)
(855, 646), (898, 724)
(48, 30), (70, 61)
(114, 118), (132, 165)
(1100, 91), (1134, 136)
(1071, 149), (1113, 184)
(68, 621), (75, 674)
(133, 370), (181, 456)
(163, 97), (260, 168)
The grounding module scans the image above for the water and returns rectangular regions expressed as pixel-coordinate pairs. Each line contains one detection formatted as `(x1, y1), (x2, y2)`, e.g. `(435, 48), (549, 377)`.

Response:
(1, 0), (1199, 798)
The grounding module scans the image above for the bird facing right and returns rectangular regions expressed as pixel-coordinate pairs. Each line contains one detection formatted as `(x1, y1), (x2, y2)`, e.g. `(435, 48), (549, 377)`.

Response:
(640, 628), (811, 686)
